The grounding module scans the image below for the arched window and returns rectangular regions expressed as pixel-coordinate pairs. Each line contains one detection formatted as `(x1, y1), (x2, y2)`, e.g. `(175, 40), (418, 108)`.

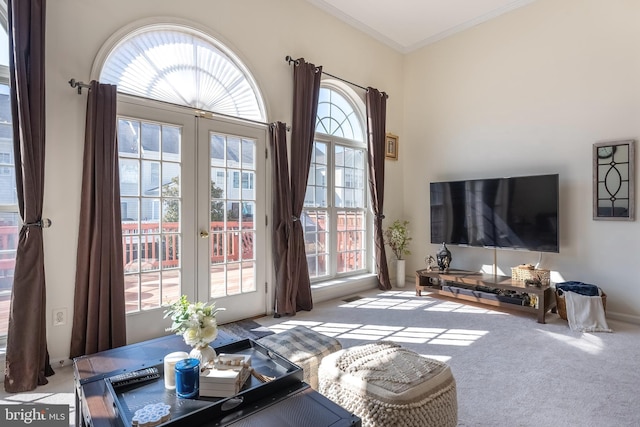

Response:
(304, 83), (369, 279)
(99, 25), (265, 121)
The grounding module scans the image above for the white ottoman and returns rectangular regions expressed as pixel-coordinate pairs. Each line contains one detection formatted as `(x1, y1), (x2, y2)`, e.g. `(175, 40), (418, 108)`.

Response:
(318, 341), (457, 427)
(257, 325), (342, 389)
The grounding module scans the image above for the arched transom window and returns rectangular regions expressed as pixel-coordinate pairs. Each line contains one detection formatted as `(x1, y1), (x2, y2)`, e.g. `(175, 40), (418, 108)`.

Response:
(100, 25), (265, 121)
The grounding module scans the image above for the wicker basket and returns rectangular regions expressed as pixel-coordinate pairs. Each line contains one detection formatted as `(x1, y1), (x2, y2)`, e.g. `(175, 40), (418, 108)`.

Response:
(555, 290), (607, 320)
(511, 266), (550, 285)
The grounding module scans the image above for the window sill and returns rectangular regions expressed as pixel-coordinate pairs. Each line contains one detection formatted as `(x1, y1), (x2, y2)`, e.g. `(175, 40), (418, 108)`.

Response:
(311, 273), (379, 304)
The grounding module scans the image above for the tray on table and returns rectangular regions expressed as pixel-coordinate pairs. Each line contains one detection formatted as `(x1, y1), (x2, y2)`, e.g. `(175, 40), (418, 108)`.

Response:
(104, 339), (303, 427)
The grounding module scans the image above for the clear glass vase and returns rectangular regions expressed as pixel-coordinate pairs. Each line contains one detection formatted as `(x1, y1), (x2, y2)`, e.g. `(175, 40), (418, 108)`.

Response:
(189, 344), (217, 367)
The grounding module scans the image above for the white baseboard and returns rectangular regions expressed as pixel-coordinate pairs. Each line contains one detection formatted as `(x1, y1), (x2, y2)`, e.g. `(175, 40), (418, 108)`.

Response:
(606, 310), (640, 325)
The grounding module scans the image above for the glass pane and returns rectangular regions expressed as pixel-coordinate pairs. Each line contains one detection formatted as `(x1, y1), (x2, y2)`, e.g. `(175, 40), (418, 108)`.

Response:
(119, 159), (140, 196)
(242, 171), (255, 199)
(226, 231), (241, 262)
(140, 272), (161, 310)
(139, 234), (161, 270)
(162, 125), (181, 161)
(141, 122), (161, 159)
(335, 166), (344, 187)
(355, 150), (364, 169)
(211, 168), (225, 195)
(305, 232), (317, 254)
(142, 199), (160, 229)
(335, 145), (344, 167)
(335, 187), (344, 208)
(241, 139), (255, 168)
(228, 202), (240, 221)
(210, 264), (226, 298)
(317, 254), (327, 276)
(241, 202), (255, 226)
(241, 261), (255, 292)
(211, 134), (225, 162)
(316, 142), (327, 165)
(162, 163), (181, 197)
(304, 186), (315, 208)
(226, 263), (241, 296)
(162, 198), (180, 233)
(316, 187), (327, 207)
(118, 119), (140, 156)
(123, 236), (140, 273)
(141, 160), (160, 196)
(211, 199), (225, 222)
(162, 234), (180, 269)
(161, 270), (180, 306)
(240, 231), (254, 261)
(227, 137), (240, 168)
(211, 232), (225, 263)
(121, 198), (140, 223)
(125, 275), (140, 313)
(0, 30), (8, 67)
(0, 213), (18, 328)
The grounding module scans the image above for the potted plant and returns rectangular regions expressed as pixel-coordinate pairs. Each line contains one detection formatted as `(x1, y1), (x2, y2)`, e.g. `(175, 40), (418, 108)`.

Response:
(384, 220), (412, 287)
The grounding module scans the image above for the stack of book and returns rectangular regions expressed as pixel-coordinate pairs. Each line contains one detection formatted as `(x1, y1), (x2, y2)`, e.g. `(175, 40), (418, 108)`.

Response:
(199, 354), (251, 397)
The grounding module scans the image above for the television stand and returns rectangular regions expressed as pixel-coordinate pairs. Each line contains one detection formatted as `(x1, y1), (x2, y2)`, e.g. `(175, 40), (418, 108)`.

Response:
(415, 269), (556, 323)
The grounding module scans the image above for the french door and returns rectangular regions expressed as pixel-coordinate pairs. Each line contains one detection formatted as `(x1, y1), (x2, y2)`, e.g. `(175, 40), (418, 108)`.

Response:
(117, 98), (267, 344)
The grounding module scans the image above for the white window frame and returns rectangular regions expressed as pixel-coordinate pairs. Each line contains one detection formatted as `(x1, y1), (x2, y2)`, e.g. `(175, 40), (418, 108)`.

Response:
(304, 82), (371, 282)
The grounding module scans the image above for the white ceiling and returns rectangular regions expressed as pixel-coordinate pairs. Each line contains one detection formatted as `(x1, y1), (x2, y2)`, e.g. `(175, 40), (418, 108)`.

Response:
(305, 0), (536, 53)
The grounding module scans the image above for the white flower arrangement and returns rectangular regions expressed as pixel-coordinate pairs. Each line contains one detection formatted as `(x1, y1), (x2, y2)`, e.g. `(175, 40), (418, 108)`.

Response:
(384, 219), (412, 260)
(163, 295), (225, 348)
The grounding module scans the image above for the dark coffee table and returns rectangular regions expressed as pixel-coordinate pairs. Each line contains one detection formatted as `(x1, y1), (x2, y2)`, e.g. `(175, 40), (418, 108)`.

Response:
(73, 333), (360, 427)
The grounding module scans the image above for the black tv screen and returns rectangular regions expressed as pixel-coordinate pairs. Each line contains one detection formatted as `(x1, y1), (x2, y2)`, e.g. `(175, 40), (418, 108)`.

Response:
(430, 174), (559, 253)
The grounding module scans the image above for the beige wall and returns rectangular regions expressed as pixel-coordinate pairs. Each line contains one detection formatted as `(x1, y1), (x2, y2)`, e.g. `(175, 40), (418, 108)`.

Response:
(403, 0), (640, 322)
(44, 0), (404, 362)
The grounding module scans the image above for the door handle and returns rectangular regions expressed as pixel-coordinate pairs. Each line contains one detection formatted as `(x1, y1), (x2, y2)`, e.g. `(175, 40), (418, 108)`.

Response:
(200, 230), (209, 238)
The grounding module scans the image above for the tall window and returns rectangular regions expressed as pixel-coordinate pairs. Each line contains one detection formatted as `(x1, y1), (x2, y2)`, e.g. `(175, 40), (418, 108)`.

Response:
(102, 23), (266, 324)
(304, 85), (368, 279)
(0, 17), (17, 346)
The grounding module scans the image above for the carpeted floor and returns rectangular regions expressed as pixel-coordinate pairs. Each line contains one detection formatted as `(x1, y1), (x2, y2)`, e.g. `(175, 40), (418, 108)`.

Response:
(255, 288), (640, 427)
(2, 291), (637, 426)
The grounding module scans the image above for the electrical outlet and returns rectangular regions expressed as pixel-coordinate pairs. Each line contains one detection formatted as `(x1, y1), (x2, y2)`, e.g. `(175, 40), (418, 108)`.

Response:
(53, 308), (67, 326)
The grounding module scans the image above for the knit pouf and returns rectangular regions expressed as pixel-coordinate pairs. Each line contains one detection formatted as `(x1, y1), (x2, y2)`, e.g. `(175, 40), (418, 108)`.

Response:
(318, 341), (457, 427)
(257, 325), (342, 389)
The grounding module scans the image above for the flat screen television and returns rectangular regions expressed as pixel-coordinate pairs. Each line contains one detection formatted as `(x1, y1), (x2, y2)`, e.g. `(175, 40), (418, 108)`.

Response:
(430, 174), (559, 253)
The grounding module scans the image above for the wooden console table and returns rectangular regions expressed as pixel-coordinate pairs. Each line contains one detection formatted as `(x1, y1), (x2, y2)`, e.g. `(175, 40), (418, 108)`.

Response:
(415, 269), (556, 323)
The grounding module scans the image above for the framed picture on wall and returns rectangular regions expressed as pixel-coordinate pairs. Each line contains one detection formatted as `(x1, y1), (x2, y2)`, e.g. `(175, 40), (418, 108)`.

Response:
(385, 133), (398, 160)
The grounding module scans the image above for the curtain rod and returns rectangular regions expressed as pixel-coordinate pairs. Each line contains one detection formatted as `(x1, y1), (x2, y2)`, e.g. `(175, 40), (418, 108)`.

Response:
(69, 78), (91, 95)
(68, 78), (290, 130)
(285, 55), (388, 98)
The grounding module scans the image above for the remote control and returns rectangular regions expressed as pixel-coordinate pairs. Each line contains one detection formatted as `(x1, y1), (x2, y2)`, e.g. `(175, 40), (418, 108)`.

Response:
(108, 367), (160, 388)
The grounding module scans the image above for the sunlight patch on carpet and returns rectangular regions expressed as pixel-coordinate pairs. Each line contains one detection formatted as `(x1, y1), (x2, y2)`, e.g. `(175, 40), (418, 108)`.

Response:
(268, 319), (488, 348)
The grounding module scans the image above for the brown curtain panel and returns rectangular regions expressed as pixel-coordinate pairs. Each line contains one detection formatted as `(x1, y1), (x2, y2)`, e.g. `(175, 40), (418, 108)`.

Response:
(269, 122), (294, 316)
(366, 88), (391, 290)
(69, 81), (127, 358)
(4, 0), (54, 393)
(285, 58), (322, 314)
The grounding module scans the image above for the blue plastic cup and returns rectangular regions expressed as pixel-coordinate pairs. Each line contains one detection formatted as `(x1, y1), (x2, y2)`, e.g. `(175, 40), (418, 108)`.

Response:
(175, 358), (200, 398)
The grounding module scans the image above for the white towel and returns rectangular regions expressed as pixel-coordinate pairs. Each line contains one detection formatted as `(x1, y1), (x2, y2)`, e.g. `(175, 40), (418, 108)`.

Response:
(565, 291), (612, 333)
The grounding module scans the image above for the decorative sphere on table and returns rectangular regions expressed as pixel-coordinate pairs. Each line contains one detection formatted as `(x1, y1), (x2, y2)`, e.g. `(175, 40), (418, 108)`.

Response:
(436, 243), (452, 272)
